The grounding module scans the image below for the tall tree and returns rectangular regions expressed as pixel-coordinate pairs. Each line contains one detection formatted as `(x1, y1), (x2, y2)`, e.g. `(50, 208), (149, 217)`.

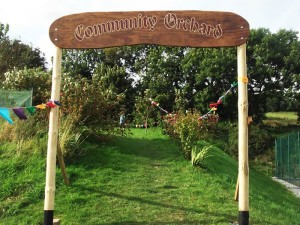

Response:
(182, 47), (237, 120)
(0, 23), (46, 82)
(61, 49), (105, 79)
(247, 28), (300, 120)
(135, 45), (186, 113)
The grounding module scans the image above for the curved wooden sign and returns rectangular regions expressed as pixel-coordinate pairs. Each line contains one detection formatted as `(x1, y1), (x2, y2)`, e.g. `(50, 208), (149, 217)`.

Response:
(49, 11), (249, 49)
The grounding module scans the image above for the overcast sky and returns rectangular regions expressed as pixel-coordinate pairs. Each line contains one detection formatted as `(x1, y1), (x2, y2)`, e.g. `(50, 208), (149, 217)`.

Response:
(0, 0), (299, 67)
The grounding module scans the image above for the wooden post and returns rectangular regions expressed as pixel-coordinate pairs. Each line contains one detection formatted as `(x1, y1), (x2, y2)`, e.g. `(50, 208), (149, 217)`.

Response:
(237, 43), (249, 225)
(234, 175), (239, 201)
(44, 47), (62, 225)
(57, 141), (70, 186)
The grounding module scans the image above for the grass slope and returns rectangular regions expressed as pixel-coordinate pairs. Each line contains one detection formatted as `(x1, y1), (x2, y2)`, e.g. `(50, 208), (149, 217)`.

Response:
(1, 128), (300, 225)
(264, 111), (298, 126)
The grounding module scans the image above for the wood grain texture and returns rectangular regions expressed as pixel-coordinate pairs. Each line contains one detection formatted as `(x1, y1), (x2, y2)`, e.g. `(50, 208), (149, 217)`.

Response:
(49, 11), (250, 49)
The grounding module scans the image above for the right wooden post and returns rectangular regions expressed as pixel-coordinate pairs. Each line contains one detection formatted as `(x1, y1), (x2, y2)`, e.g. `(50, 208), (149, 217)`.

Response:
(237, 43), (249, 225)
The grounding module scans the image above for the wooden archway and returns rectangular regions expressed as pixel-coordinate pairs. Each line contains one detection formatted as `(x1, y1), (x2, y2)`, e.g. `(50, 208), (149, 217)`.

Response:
(45, 10), (250, 225)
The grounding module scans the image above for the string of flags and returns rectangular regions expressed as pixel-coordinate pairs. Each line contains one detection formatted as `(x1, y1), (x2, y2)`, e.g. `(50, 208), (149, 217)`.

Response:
(0, 100), (61, 124)
(149, 98), (169, 114)
(148, 81), (237, 121)
(199, 81), (237, 120)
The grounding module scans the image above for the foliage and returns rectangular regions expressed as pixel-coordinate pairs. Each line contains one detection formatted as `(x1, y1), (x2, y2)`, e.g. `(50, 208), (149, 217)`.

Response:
(134, 46), (187, 113)
(182, 47), (237, 120)
(247, 28), (300, 120)
(228, 124), (274, 159)
(0, 110), (48, 149)
(127, 29), (299, 122)
(1, 67), (51, 105)
(94, 63), (136, 114)
(163, 110), (211, 160)
(0, 65), (128, 156)
(0, 23), (46, 82)
(62, 48), (136, 116)
(62, 49), (105, 79)
(132, 89), (151, 126)
(58, 113), (91, 160)
(60, 65), (128, 131)
(191, 145), (212, 166)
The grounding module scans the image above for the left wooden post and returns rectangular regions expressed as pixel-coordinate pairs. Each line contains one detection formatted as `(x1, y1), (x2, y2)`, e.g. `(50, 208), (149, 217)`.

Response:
(44, 46), (62, 225)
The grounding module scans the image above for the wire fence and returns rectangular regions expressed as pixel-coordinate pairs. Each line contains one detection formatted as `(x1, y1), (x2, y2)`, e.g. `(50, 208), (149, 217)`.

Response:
(275, 131), (300, 186)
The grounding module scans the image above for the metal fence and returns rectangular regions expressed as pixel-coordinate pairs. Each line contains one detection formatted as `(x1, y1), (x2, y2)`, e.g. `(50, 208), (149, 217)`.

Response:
(275, 132), (300, 185)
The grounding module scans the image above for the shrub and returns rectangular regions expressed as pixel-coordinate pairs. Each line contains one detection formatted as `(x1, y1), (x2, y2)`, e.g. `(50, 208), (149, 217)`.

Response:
(60, 72), (124, 131)
(1, 67), (51, 105)
(0, 112), (48, 155)
(228, 124), (274, 159)
(163, 110), (212, 160)
(58, 113), (91, 160)
(0, 66), (126, 159)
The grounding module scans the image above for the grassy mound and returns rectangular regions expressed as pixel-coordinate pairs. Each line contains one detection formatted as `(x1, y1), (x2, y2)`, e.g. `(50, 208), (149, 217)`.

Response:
(0, 128), (299, 224)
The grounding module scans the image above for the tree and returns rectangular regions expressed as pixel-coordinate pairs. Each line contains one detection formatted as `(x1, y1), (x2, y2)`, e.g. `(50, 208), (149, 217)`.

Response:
(61, 49), (105, 79)
(134, 45), (186, 113)
(93, 63), (135, 113)
(0, 23), (46, 82)
(1, 67), (51, 105)
(182, 47), (237, 120)
(247, 28), (300, 121)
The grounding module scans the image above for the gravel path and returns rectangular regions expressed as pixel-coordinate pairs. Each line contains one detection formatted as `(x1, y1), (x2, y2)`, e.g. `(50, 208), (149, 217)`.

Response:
(272, 177), (300, 198)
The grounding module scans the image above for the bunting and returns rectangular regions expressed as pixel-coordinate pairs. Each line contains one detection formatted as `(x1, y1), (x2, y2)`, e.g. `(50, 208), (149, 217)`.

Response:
(148, 81), (237, 121)
(149, 98), (169, 114)
(0, 108), (13, 124)
(0, 100), (61, 124)
(12, 108), (28, 120)
(199, 81), (237, 120)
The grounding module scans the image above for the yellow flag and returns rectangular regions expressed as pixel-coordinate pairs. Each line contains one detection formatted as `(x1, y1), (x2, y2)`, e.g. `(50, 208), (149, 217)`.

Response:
(36, 104), (46, 109)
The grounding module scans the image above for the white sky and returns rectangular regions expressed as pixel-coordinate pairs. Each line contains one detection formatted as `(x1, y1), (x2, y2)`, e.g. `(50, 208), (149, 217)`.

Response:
(0, 0), (299, 67)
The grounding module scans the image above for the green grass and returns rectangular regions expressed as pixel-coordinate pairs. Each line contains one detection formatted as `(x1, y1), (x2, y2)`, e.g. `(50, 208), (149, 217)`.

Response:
(264, 111), (298, 126)
(1, 128), (300, 224)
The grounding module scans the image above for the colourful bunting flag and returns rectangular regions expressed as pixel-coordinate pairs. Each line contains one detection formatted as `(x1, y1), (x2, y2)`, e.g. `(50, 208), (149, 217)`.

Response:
(209, 103), (219, 108)
(199, 81), (237, 120)
(0, 99), (61, 124)
(12, 108), (28, 120)
(0, 108), (13, 124)
(36, 104), (47, 109)
(46, 101), (56, 108)
(26, 106), (36, 115)
(54, 100), (62, 106)
(149, 98), (169, 114)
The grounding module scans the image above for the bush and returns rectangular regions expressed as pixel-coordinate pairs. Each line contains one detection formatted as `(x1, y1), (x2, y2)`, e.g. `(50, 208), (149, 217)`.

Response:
(0, 112), (48, 155)
(0, 66), (126, 159)
(228, 124), (274, 159)
(58, 113), (91, 160)
(1, 67), (51, 105)
(163, 110), (212, 160)
(60, 72), (124, 131)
